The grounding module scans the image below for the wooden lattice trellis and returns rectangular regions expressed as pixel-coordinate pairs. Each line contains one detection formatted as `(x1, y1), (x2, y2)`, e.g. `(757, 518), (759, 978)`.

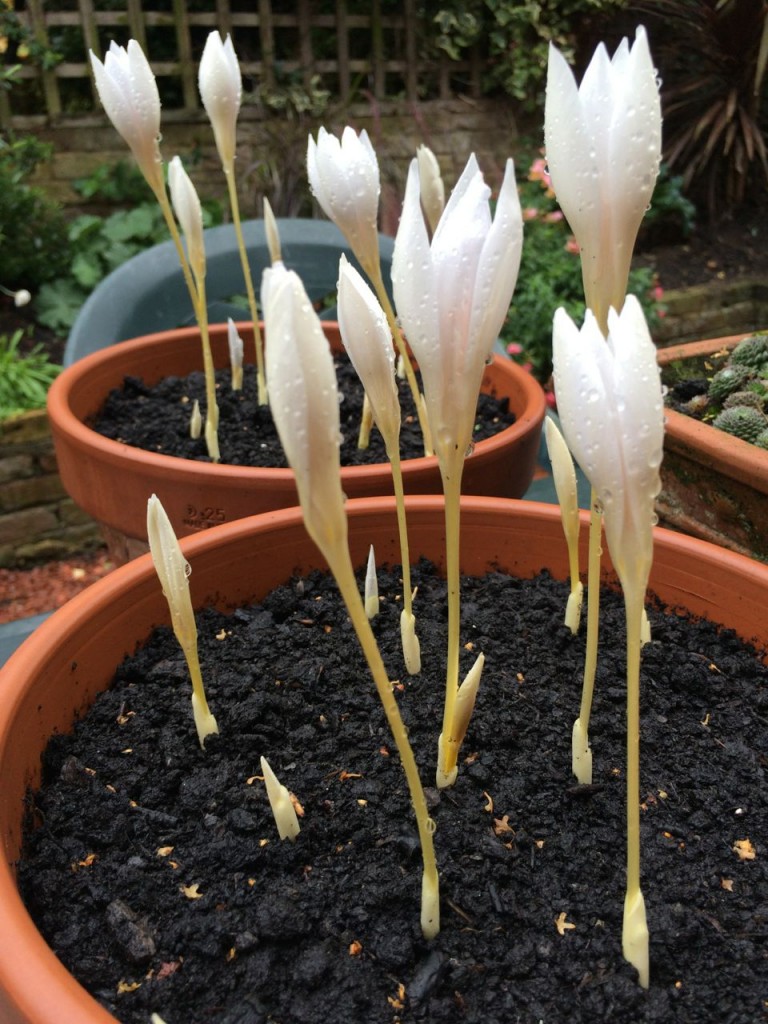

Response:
(2, 0), (481, 128)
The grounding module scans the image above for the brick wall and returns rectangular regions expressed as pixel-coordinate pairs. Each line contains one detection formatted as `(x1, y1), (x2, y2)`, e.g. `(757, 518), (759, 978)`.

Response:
(0, 409), (103, 567)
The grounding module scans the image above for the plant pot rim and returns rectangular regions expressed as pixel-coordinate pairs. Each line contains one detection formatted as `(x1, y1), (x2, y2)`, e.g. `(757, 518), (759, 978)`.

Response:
(47, 321), (547, 487)
(658, 330), (768, 493)
(2, 494), (767, 1024)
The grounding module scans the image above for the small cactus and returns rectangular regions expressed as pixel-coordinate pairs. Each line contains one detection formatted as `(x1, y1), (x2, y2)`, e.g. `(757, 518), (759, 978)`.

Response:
(712, 405), (768, 444)
(755, 429), (768, 451)
(729, 332), (768, 371)
(723, 389), (765, 412)
(707, 364), (752, 404)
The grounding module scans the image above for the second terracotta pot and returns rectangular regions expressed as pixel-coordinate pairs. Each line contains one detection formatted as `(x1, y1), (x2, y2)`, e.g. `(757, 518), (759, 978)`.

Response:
(48, 323), (547, 561)
(657, 332), (768, 560)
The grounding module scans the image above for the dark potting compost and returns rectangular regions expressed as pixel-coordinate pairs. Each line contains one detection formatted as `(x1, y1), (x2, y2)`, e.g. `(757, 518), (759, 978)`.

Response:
(19, 563), (768, 1024)
(89, 358), (515, 468)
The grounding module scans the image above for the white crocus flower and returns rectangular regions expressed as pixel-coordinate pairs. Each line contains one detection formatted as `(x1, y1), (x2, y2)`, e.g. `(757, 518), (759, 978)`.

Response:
(392, 153), (523, 480)
(168, 156), (206, 282)
(544, 26), (661, 333)
(552, 294), (663, 990)
(198, 32), (242, 168)
(338, 254), (421, 675)
(307, 126), (381, 275)
(394, 153), (523, 788)
(90, 40), (164, 196)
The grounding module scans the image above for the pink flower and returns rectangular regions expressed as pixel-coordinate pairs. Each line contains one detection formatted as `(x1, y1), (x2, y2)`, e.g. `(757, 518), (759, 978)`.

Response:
(506, 341), (523, 356)
(546, 390), (557, 409)
(523, 206), (539, 221)
(652, 284), (664, 302)
(565, 237), (580, 255)
(528, 157), (555, 197)
(543, 210), (564, 223)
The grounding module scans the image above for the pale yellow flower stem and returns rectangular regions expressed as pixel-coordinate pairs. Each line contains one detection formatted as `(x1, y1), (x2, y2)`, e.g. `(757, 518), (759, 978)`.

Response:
(190, 281), (220, 463)
(622, 584), (649, 987)
(223, 164), (267, 405)
(365, 262), (433, 456)
(323, 537), (439, 938)
(572, 491), (601, 784)
(436, 460), (463, 787)
(578, 493), (602, 734)
(386, 444), (414, 621)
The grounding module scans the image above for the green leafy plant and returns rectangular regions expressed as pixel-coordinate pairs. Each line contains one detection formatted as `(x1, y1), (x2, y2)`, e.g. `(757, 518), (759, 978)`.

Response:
(72, 159), (153, 205)
(0, 134), (70, 291)
(0, 330), (61, 419)
(431, 0), (626, 111)
(34, 199), (222, 334)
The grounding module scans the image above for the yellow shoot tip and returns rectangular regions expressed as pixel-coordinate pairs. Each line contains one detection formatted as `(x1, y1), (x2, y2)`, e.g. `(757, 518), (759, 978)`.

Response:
(565, 580), (584, 635)
(260, 756), (301, 841)
(622, 887), (650, 988)
(436, 652), (485, 789)
(571, 716), (592, 785)
(400, 607), (421, 675)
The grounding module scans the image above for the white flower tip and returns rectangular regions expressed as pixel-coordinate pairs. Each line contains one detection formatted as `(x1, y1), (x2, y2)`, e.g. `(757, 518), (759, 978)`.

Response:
(13, 289), (31, 307)
(565, 582), (584, 635)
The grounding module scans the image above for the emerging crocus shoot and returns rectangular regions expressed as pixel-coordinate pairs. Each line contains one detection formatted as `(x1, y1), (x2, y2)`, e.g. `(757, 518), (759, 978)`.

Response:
(199, 30), (266, 405)
(263, 197), (282, 265)
(189, 399), (202, 440)
(553, 295), (664, 988)
(146, 494), (218, 748)
(260, 756), (300, 841)
(168, 155), (220, 462)
(392, 153), (523, 787)
(364, 545), (379, 619)
(262, 263), (438, 938)
(89, 41), (197, 322)
(307, 126), (431, 453)
(337, 254), (420, 674)
(544, 417), (583, 635)
(227, 318), (244, 391)
(416, 144), (445, 236)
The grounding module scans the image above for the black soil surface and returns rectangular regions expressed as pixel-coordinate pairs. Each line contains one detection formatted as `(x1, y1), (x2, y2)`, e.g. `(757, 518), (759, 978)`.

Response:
(89, 359), (514, 468)
(18, 563), (768, 1024)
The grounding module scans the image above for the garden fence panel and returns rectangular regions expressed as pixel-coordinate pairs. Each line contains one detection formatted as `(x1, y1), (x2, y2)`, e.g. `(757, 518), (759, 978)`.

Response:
(3, 1), (479, 128)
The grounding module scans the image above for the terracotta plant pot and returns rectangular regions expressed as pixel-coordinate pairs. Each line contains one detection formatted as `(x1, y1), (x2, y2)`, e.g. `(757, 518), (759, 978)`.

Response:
(1, 495), (767, 1022)
(657, 332), (768, 560)
(47, 323), (546, 562)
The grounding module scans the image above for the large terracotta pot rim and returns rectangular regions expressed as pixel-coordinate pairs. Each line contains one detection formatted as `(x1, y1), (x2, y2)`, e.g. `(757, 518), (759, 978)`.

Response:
(658, 331), (768, 492)
(47, 322), (546, 486)
(2, 495), (767, 1024)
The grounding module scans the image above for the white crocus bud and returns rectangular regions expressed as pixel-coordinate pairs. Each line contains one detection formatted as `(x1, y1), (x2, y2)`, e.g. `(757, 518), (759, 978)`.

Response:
(544, 27), (661, 332)
(227, 318), (244, 391)
(552, 296), (664, 602)
(198, 31), (242, 169)
(190, 399), (202, 439)
(260, 756), (300, 841)
(392, 154), (523, 480)
(416, 144), (445, 235)
(90, 40), (164, 196)
(13, 289), (31, 307)
(337, 255), (400, 442)
(364, 545), (379, 619)
(307, 126), (381, 275)
(262, 266), (347, 553)
(146, 495), (218, 748)
(168, 156), (206, 282)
